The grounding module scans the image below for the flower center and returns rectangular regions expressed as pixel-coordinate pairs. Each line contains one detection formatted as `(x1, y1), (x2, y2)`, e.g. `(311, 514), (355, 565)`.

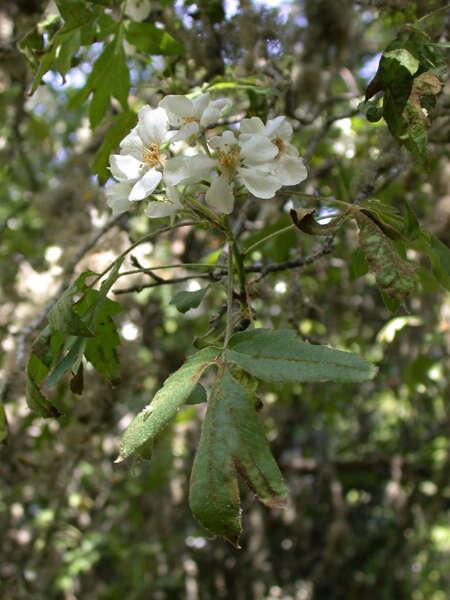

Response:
(182, 116), (199, 125)
(273, 136), (284, 153)
(217, 144), (240, 172)
(142, 143), (163, 167)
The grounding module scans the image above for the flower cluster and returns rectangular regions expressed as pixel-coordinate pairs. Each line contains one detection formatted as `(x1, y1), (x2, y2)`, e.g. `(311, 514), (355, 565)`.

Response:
(105, 93), (307, 218)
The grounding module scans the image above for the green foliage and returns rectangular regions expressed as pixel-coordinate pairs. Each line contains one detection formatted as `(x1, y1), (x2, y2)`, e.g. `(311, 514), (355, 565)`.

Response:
(226, 328), (376, 383)
(0, 401), (7, 445)
(362, 26), (445, 165)
(170, 287), (208, 313)
(189, 368), (287, 547)
(25, 262), (124, 415)
(69, 39), (129, 128)
(124, 22), (184, 56)
(118, 347), (219, 461)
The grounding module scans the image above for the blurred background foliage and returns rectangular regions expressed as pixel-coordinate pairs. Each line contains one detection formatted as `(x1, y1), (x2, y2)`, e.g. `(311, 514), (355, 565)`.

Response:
(0, 0), (449, 598)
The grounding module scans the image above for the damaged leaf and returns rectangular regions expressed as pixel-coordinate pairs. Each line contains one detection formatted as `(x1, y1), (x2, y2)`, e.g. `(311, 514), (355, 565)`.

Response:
(118, 347), (219, 461)
(189, 369), (287, 547)
(355, 211), (416, 305)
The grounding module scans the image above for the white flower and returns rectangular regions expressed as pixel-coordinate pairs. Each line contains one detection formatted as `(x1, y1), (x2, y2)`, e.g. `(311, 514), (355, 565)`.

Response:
(145, 186), (183, 218)
(205, 130), (281, 213)
(125, 0), (152, 21)
(240, 116), (307, 186)
(105, 182), (133, 216)
(164, 155), (216, 187)
(159, 93), (229, 142)
(109, 106), (168, 202)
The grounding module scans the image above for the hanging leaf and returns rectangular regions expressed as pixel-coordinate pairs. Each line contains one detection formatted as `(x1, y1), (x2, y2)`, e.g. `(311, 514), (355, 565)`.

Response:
(170, 287), (208, 314)
(189, 369), (287, 547)
(117, 347), (219, 461)
(225, 329), (376, 384)
(355, 211), (416, 305)
(0, 402), (8, 445)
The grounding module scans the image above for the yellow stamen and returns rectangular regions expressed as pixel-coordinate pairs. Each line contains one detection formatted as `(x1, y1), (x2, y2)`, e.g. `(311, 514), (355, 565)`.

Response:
(217, 144), (240, 172)
(142, 143), (162, 167)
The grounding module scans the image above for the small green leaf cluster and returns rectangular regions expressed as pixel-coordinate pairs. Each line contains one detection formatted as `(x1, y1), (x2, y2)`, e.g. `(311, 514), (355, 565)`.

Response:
(26, 260), (124, 417)
(360, 25), (446, 165)
(18, 0), (184, 133)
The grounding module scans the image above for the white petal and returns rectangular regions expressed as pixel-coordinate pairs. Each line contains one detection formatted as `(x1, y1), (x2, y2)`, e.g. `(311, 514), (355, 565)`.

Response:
(120, 126), (145, 161)
(110, 154), (145, 181)
(274, 155), (308, 185)
(238, 167), (281, 199)
(205, 175), (235, 214)
(192, 93), (210, 118)
(284, 143), (299, 157)
(163, 156), (189, 185)
(105, 182), (133, 215)
(209, 130), (237, 150)
(240, 134), (278, 164)
(138, 106), (168, 146)
(275, 119), (293, 140)
(265, 116), (287, 137)
(145, 201), (179, 218)
(171, 121), (200, 142)
(124, 0), (151, 21)
(166, 186), (182, 208)
(129, 168), (162, 201)
(200, 105), (221, 128)
(159, 95), (193, 123)
(240, 117), (265, 135)
(164, 155), (215, 185)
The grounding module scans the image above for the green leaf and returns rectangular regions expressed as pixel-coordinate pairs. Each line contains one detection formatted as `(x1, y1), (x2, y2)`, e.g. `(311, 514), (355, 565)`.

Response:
(384, 48), (419, 76)
(24, 3), (92, 94)
(84, 297), (122, 382)
(0, 402), (8, 445)
(69, 40), (129, 128)
(225, 329), (376, 384)
(26, 351), (62, 417)
(92, 110), (137, 184)
(170, 287), (208, 313)
(70, 362), (84, 395)
(185, 383), (207, 405)
(48, 286), (94, 337)
(125, 22), (184, 56)
(355, 211), (416, 304)
(55, 29), (81, 79)
(189, 369), (287, 547)
(402, 200), (420, 241)
(44, 337), (87, 390)
(118, 347), (219, 461)
(348, 247), (369, 281)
